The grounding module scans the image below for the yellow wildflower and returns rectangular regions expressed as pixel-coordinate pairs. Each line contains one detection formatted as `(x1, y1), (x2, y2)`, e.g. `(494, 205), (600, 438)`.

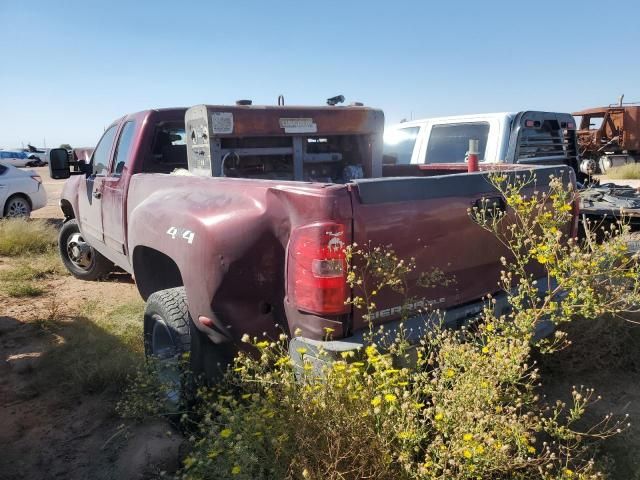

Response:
(371, 396), (382, 407)
(463, 433), (473, 442)
(231, 465), (241, 475)
(384, 393), (397, 404)
(463, 449), (472, 459)
(220, 428), (232, 438)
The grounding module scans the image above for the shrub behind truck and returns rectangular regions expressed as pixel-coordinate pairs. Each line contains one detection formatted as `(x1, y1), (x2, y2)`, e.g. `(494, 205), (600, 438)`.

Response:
(49, 103), (576, 396)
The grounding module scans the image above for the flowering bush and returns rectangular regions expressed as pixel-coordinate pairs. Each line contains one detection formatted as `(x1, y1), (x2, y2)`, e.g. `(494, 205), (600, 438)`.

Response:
(140, 172), (639, 479)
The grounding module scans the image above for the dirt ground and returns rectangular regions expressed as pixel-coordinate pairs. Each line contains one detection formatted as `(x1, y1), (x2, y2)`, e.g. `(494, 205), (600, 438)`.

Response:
(1, 168), (184, 479)
(0, 268), (188, 480)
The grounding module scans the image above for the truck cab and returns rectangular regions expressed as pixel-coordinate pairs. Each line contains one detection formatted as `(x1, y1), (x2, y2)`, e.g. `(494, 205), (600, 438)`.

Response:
(383, 111), (581, 178)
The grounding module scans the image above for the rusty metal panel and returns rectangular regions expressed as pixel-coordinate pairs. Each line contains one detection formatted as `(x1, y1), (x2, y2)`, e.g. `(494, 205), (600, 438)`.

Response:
(573, 105), (640, 157)
(185, 104), (384, 180)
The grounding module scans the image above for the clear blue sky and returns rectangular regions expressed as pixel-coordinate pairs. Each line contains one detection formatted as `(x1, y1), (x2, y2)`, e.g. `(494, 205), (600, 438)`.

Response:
(1, 0), (639, 148)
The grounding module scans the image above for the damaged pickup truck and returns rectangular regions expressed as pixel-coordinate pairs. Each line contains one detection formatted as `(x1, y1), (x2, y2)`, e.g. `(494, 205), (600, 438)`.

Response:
(49, 103), (576, 390)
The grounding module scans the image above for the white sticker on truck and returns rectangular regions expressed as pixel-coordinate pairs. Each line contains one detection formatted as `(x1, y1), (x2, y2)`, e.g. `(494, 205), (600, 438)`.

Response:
(167, 226), (195, 244)
(211, 112), (234, 134)
(279, 118), (317, 134)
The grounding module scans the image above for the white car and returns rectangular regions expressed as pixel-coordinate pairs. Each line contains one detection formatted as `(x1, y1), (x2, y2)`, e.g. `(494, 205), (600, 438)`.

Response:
(0, 163), (47, 217)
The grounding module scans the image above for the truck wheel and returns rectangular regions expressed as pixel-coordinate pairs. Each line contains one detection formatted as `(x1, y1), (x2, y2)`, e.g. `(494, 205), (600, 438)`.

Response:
(144, 287), (191, 411)
(58, 219), (113, 280)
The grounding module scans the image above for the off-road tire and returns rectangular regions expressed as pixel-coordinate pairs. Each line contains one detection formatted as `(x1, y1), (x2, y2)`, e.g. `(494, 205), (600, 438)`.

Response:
(58, 219), (113, 280)
(144, 287), (191, 359)
(144, 287), (192, 412)
(144, 287), (235, 414)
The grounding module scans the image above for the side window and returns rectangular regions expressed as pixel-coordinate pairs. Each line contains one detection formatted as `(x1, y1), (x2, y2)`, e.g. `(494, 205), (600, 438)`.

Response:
(91, 125), (119, 176)
(111, 121), (136, 176)
(425, 123), (490, 163)
(0, 164), (6, 175)
(382, 127), (420, 165)
(143, 124), (187, 173)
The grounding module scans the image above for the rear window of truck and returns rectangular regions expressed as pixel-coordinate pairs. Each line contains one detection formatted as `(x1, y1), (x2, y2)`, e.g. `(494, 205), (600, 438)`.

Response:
(516, 120), (571, 160)
(425, 123), (489, 163)
(143, 124), (188, 173)
(383, 127), (420, 165)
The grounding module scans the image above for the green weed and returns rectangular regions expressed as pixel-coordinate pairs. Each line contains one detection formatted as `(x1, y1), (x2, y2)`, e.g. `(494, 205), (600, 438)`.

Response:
(3, 281), (44, 297)
(0, 218), (57, 256)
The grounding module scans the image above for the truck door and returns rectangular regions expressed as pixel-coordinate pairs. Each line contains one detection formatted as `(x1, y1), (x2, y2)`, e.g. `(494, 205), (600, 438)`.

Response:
(77, 124), (119, 245)
(101, 120), (136, 264)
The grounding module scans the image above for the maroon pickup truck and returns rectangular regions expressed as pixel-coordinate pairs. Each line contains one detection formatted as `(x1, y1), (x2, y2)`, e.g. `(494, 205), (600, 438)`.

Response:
(49, 103), (575, 387)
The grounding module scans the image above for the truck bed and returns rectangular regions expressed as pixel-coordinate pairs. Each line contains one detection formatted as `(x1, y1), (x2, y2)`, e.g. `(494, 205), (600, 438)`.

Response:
(124, 164), (572, 343)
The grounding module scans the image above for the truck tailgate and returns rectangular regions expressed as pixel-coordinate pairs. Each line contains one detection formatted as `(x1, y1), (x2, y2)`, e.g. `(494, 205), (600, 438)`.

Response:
(348, 166), (569, 334)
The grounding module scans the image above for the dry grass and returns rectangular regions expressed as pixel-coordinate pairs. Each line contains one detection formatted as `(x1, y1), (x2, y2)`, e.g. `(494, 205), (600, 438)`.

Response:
(0, 223), (145, 395)
(603, 163), (640, 180)
(32, 298), (146, 396)
(0, 250), (65, 297)
(0, 218), (57, 256)
(3, 282), (45, 297)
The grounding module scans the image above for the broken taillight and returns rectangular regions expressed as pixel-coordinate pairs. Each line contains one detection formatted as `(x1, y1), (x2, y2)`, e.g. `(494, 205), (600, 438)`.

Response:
(287, 222), (349, 315)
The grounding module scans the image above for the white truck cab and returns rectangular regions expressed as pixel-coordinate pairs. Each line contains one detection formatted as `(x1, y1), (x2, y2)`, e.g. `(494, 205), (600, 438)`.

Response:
(383, 111), (582, 178)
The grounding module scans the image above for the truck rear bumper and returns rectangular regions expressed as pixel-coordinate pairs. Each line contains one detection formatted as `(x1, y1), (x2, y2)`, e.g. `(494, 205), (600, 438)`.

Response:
(290, 277), (558, 368)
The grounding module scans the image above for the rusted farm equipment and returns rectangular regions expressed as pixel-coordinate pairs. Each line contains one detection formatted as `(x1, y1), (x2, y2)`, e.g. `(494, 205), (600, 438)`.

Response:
(574, 96), (640, 173)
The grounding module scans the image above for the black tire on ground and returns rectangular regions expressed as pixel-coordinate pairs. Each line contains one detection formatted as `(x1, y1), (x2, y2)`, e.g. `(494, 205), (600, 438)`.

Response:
(144, 287), (192, 410)
(4, 194), (31, 218)
(144, 287), (235, 412)
(58, 219), (113, 280)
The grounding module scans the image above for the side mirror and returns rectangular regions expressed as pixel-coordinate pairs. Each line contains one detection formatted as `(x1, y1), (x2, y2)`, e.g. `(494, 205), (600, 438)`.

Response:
(49, 148), (71, 179)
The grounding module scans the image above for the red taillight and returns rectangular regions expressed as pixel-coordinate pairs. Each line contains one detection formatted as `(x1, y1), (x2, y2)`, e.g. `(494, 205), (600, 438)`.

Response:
(287, 222), (349, 315)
